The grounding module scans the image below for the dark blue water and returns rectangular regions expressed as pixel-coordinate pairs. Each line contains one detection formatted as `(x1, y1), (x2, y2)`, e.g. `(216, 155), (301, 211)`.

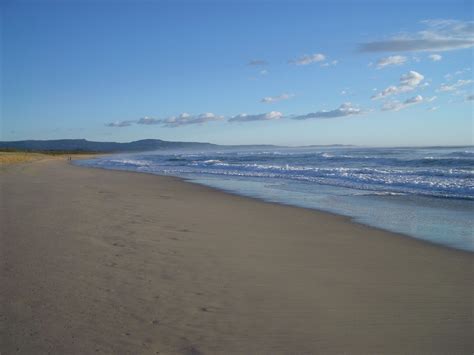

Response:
(76, 146), (474, 251)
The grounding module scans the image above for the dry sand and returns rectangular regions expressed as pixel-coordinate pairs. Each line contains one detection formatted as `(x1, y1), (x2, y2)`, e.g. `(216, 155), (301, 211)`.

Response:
(1, 159), (472, 354)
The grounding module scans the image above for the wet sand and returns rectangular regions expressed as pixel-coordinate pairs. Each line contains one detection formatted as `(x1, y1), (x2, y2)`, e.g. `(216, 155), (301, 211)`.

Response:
(1, 159), (472, 354)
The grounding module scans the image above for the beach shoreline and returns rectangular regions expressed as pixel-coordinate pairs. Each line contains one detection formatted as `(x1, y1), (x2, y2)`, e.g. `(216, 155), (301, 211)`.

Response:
(75, 146), (474, 253)
(1, 159), (472, 354)
(74, 158), (473, 254)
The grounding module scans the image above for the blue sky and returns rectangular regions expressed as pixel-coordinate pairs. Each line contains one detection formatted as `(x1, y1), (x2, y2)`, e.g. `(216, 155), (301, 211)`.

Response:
(2, 0), (473, 146)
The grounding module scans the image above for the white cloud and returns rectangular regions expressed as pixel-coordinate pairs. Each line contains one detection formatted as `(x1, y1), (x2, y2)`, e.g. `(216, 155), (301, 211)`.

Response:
(106, 113), (224, 128)
(428, 53), (442, 61)
(289, 53), (326, 65)
(137, 116), (162, 125)
(261, 93), (293, 103)
(405, 95), (424, 104)
(438, 79), (473, 92)
(162, 112), (224, 127)
(375, 55), (407, 69)
(292, 103), (364, 120)
(372, 70), (425, 100)
(229, 111), (283, 122)
(381, 95), (425, 111)
(400, 71), (425, 86)
(359, 19), (474, 52)
(427, 106), (439, 111)
(381, 102), (404, 112)
(105, 120), (135, 127)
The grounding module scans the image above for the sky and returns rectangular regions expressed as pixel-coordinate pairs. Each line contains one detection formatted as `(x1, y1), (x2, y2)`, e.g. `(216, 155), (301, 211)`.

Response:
(1, 0), (473, 146)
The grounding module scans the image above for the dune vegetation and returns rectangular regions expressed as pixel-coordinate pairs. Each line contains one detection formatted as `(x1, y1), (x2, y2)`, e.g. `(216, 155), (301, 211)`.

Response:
(0, 151), (98, 165)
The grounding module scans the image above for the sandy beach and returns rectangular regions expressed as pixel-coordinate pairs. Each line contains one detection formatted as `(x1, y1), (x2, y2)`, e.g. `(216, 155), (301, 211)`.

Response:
(1, 159), (472, 354)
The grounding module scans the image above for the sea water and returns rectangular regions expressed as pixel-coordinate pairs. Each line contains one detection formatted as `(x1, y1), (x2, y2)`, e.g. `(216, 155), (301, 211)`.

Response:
(76, 146), (474, 251)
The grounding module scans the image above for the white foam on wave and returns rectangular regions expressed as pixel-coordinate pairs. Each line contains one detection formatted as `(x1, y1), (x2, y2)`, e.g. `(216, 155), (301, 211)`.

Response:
(109, 159), (151, 167)
(83, 146), (474, 200)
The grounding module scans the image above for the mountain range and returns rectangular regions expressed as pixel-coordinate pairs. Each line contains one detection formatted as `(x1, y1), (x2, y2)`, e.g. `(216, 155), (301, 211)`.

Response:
(0, 139), (276, 153)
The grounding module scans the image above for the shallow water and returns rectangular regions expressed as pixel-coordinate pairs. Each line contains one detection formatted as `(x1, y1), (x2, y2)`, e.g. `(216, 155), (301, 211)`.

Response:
(76, 146), (474, 251)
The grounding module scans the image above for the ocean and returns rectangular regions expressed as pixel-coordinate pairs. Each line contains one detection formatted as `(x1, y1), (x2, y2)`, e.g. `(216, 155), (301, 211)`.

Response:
(76, 146), (474, 252)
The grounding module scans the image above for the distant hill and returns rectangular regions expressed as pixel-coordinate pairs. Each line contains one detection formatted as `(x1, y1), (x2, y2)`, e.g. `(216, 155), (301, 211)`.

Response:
(0, 139), (277, 153)
(0, 139), (358, 153)
(0, 139), (218, 153)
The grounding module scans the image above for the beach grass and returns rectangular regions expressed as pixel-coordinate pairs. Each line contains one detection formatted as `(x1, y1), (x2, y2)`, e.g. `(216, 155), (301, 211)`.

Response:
(0, 151), (99, 165)
(0, 152), (55, 165)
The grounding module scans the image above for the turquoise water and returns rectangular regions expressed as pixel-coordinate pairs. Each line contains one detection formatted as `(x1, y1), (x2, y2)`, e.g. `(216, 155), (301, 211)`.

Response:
(76, 146), (474, 251)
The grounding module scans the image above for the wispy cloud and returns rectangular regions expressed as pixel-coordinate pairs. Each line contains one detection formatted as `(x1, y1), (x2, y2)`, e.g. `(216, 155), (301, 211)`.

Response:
(444, 67), (471, 81)
(359, 19), (474, 52)
(381, 94), (425, 111)
(438, 79), (473, 92)
(289, 53), (326, 65)
(372, 71), (425, 100)
(229, 111), (283, 122)
(375, 55), (407, 69)
(247, 59), (268, 66)
(107, 113), (223, 128)
(428, 53), (442, 61)
(105, 120), (135, 127)
(261, 93), (293, 104)
(321, 60), (338, 67)
(292, 103), (364, 120)
(161, 113), (224, 127)
(137, 116), (162, 125)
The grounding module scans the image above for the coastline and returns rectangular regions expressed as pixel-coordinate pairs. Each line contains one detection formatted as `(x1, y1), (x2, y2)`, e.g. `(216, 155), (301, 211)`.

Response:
(75, 158), (473, 254)
(178, 177), (474, 253)
(1, 159), (472, 354)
